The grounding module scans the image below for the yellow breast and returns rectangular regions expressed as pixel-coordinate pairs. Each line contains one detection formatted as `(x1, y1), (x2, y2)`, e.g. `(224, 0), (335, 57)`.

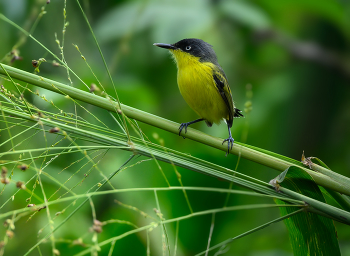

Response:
(171, 50), (229, 124)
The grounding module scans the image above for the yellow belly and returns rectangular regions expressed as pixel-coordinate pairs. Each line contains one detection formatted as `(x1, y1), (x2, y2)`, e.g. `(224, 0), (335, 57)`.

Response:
(177, 62), (229, 124)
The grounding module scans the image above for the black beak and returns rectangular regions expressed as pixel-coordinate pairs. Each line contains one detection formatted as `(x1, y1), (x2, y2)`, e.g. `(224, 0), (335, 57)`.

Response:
(153, 43), (177, 50)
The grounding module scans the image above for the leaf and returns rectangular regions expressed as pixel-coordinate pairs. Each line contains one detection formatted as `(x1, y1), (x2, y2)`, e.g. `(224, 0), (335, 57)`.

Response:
(275, 166), (340, 256)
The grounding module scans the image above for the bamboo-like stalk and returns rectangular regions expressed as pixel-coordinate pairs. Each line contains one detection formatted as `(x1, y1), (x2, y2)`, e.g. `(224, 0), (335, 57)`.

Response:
(0, 63), (350, 197)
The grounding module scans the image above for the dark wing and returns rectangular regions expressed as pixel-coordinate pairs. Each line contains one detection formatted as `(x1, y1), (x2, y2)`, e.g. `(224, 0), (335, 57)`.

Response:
(212, 68), (235, 127)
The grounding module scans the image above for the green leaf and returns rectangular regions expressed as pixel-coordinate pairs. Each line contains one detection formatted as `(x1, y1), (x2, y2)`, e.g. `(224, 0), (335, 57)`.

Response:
(275, 166), (340, 256)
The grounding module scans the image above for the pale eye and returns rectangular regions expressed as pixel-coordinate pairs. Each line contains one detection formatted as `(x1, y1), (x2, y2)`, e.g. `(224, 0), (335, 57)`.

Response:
(185, 46), (191, 51)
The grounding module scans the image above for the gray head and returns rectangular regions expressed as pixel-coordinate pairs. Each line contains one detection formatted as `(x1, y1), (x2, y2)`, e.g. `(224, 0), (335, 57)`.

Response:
(154, 38), (219, 64)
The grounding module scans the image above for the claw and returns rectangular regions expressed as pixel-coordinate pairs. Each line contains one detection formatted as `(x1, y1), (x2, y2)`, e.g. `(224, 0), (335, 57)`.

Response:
(178, 119), (204, 139)
(222, 136), (234, 156)
(178, 123), (188, 139)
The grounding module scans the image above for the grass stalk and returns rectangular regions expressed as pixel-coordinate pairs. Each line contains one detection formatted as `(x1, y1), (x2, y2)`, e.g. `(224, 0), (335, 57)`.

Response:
(0, 63), (349, 197)
(0, 187), (303, 221)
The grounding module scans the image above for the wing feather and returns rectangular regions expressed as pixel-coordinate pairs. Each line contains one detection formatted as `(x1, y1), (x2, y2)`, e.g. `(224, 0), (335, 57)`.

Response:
(212, 68), (235, 127)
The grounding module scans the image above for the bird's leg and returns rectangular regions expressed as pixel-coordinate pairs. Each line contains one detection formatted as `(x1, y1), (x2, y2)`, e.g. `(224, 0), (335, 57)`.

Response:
(222, 124), (234, 156)
(178, 118), (204, 138)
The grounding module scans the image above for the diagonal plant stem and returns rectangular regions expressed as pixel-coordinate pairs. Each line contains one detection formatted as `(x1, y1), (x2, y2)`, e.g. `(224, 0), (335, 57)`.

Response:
(0, 104), (326, 200)
(0, 187), (305, 221)
(0, 63), (349, 197)
(1, 94), (350, 225)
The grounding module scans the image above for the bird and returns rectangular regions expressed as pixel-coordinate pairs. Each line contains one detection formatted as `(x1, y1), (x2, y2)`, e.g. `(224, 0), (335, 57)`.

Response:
(153, 38), (243, 156)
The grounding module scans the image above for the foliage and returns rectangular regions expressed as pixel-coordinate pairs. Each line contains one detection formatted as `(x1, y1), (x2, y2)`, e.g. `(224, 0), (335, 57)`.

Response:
(0, 0), (350, 255)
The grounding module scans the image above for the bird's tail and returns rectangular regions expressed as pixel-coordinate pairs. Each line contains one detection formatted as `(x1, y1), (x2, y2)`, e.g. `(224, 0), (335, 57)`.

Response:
(205, 120), (213, 127)
(234, 108), (244, 118)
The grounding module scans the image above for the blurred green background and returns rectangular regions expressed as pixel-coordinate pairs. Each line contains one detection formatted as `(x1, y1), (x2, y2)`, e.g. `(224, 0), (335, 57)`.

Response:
(1, 0), (350, 255)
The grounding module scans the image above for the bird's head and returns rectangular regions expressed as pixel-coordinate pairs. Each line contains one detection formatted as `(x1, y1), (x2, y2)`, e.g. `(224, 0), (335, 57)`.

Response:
(154, 38), (218, 65)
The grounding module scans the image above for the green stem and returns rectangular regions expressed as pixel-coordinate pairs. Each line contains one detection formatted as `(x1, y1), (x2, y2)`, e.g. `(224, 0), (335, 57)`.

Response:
(279, 187), (350, 225)
(0, 64), (349, 197)
(0, 187), (303, 221)
(325, 189), (350, 212)
(307, 161), (350, 196)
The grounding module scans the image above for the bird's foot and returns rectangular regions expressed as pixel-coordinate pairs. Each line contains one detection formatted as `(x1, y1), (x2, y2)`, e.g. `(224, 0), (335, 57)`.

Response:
(178, 122), (190, 139)
(222, 136), (234, 157)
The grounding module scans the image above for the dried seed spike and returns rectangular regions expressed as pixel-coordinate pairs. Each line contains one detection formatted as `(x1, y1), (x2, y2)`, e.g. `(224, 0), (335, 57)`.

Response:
(32, 60), (39, 68)
(18, 164), (28, 171)
(89, 83), (98, 93)
(6, 230), (14, 239)
(16, 181), (26, 190)
(1, 167), (8, 177)
(49, 127), (60, 133)
(93, 219), (102, 226)
(1, 178), (10, 184)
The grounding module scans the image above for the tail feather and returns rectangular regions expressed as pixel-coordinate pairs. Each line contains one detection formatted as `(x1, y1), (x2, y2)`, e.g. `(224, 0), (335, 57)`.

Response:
(205, 120), (213, 127)
(234, 108), (244, 118)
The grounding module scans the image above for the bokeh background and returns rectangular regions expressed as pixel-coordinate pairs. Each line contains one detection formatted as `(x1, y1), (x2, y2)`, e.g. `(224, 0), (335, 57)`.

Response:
(0, 0), (350, 255)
